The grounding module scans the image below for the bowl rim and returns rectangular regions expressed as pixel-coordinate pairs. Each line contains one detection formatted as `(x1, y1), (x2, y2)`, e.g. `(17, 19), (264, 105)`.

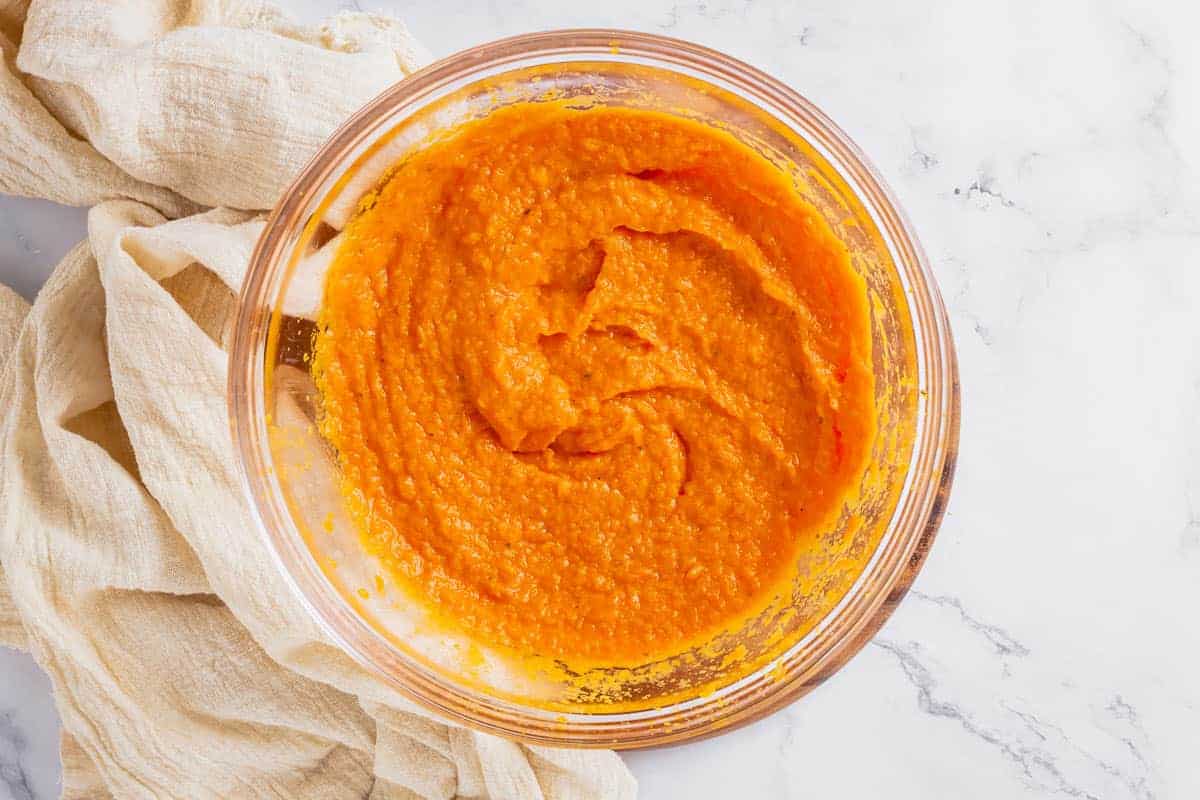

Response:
(228, 27), (960, 749)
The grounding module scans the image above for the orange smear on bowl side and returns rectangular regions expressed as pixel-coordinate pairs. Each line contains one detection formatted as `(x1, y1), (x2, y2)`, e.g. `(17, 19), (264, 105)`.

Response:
(313, 103), (875, 665)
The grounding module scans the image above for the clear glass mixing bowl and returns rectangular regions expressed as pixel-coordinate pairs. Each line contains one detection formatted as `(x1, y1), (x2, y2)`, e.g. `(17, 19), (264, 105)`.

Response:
(228, 29), (959, 748)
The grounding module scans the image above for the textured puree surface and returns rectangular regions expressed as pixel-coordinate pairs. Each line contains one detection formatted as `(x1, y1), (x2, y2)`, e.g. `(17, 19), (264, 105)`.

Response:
(314, 104), (876, 664)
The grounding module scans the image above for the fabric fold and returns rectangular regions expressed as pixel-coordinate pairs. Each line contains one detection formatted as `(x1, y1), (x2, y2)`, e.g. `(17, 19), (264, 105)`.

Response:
(17, 0), (429, 210)
(0, 282), (30, 649)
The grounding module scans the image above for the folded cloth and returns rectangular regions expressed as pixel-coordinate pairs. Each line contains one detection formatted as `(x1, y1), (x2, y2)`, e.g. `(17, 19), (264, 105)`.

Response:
(0, 2), (637, 797)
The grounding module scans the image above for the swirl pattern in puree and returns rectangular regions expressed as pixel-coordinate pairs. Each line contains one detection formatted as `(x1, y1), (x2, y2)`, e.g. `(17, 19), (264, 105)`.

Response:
(314, 103), (875, 665)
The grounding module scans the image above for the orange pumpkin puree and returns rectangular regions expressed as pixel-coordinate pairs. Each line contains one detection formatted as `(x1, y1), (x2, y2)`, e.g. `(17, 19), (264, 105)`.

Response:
(314, 103), (875, 664)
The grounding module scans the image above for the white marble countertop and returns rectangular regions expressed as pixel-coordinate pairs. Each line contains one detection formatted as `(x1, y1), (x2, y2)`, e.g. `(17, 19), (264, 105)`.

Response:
(3, 1), (1198, 797)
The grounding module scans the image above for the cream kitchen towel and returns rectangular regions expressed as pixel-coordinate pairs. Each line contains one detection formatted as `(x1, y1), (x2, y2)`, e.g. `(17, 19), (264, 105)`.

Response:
(0, 1), (637, 798)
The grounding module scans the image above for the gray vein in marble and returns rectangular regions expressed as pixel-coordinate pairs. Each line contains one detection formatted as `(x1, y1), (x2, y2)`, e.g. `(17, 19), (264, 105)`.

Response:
(1022, 212), (1200, 263)
(953, 168), (1028, 214)
(1107, 695), (1138, 724)
(1103, 695), (1153, 777)
(1103, 698), (1153, 796)
(1015, 150), (1044, 178)
(970, 319), (994, 347)
(659, 2), (680, 29)
(1006, 699), (1154, 800)
(907, 126), (938, 172)
(1120, 22), (1176, 166)
(13, 233), (39, 257)
(909, 591), (1029, 657)
(941, 256), (996, 347)
(1111, 18), (1200, 243)
(769, 708), (800, 798)
(1003, 703), (1049, 743)
(875, 591), (1159, 799)
(874, 638), (1099, 800)
(0, 711), (36, 800)
(658, 0), (751, 30)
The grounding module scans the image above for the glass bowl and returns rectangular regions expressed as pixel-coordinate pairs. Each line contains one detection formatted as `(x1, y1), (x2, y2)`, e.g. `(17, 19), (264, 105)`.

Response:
(228, 29), (959, 748)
